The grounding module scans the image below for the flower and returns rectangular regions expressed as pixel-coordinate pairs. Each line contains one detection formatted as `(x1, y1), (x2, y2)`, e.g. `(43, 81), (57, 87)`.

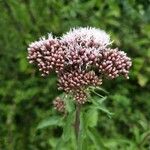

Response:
(58, 70), (102, 93)
(97, 48), (132, 79)
(73, 89), (88, 104)
(27, 27), (132, 104)
(61, 27), (111, 48)
(27, 34), (65, 76)
(61, 27), (112, 68)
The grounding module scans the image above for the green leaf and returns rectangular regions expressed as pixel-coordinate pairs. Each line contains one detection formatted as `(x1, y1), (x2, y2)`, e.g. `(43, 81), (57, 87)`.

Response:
(132, 58), (144, 76)
(19, 57), (28, 72)
(91, 97), (112, 117)
(92, 96), (107, 105)
(62, 112), (74, 142)
(85, 108), (98, 127)
(95, 87), (109, 94)
(137, 74), (148, 87)
(55, 138), (64, 150)
(91, 89), (104, 98)
(37, 116), (62, 129)
(97, 106), (113, 118)
(104, 138), (136, 149)
(87, 128), (107, 150)
(140, 131), (150, 146)
(64, 95), (75, 112)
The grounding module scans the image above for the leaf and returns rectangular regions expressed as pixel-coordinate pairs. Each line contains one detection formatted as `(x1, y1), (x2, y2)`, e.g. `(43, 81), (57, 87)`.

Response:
(140, 131), (150, 146)
(132, 126), (140, 143)
(85, 107), (98, 127)
(64, 95), (75, 112)
(55, 138), (64, 150)
(91, 96), (112, 117)
(97, 106), (113, 118)
(104, 138), (135, 149)
(92, 96), (107, 105)
(87, 128), (107, 150)
(137, 74), (148, 87)
(91, 89), (104, 98)
(132, 58), (144, 76)
(20, 58), (28, 72)
(62, 112), (74, 142)
(95, 87), (109, 94)
(37, 116), (62, 130)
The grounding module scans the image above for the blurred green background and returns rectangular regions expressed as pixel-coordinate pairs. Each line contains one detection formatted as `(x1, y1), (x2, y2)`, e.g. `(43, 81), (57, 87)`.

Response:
(0, 0), (150, 149)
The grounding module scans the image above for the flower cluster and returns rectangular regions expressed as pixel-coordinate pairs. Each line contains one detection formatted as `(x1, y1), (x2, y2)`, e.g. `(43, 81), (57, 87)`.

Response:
(97, 48), (132, 79)
(53, 97), (65, 112)
(61, 27), (111, 69)
(73, 89), (88, 104)
(61, 27), (111, 48)
(58, 70), (102, 92)
(27, 27), (132, 105)
(27, 34), (65, 76)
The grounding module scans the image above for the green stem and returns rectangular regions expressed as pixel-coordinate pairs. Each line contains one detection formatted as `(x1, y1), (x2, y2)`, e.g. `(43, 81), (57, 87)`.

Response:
(75, 103), (81, 150)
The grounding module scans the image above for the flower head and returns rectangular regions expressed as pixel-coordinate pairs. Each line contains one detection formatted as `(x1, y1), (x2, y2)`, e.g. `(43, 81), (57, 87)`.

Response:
(27, 27), (132, 104)
(61, 27), (112, 69)
(27, 34), (65, 76)
(58, 70), (102, 93)
(53, 97), (65, 112)
(97, 48), (132, 79)
(61, 27), (111, 48)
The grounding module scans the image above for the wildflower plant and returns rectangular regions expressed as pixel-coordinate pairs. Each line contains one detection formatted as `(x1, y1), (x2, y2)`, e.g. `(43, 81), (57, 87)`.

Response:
(28, 27), (132, 149)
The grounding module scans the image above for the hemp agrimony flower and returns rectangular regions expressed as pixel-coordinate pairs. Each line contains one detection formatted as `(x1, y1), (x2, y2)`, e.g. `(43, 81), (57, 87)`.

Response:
(27, 27), (132, 105)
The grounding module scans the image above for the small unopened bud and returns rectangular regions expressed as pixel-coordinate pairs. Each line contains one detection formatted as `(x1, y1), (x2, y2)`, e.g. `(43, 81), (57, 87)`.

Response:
(53, 97), (65, 113)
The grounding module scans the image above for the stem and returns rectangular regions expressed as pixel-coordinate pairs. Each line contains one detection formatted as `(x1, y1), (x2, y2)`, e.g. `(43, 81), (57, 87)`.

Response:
(75, 103), (81, 149)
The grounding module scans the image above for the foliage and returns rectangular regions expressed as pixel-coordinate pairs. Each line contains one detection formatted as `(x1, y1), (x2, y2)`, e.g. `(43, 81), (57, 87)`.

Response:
(0, 0), (150, 149)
